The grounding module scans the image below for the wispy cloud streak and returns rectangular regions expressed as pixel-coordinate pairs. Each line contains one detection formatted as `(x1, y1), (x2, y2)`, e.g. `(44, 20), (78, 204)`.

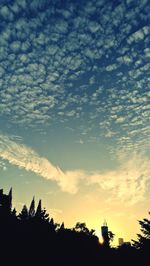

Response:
(0, 134), (84, 193)
(89, 153), (150, 205)
(0, 134), (149, 204)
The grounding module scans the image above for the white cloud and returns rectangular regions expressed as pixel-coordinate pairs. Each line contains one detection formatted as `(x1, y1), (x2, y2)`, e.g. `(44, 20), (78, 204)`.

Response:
(127, 28), (145, 44)
(0, 5), (14, 20)
(106, 64), (118, 72)
(0, 134), (149, 205)
(0, 0), (150, 161)
(144, 48), (150, 58)
(89, 153), (150, 205)
(0, 160), (7, 171)
(0, 134), (84, 194)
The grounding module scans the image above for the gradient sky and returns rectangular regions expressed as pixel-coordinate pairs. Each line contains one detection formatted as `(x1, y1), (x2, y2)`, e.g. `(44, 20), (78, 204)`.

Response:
(0, 0), (150, 245)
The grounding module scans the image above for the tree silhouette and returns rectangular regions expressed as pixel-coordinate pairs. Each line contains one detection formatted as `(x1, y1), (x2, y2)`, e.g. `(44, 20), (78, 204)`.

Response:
(74, 222), (95, 236)
(49, 217), (58, 231)
(108, 230), (115, 244)
(29, 197), (35, 218)
(132, 211), (150, 253)
(59, 222), (65, 231)
(35, 199), (49, 223)
(1, 187), (149, 266)
(18, 205), (29, 221)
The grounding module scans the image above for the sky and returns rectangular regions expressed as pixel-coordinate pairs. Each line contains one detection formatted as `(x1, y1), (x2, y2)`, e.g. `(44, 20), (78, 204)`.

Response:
(0, 0), (150, 245)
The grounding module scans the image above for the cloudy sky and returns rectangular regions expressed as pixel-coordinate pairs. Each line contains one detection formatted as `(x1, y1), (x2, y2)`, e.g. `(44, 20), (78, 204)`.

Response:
(0, 0), (150, 244)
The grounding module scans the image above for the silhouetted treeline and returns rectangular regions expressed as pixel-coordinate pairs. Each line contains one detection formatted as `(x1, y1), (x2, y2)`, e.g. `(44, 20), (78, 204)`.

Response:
(0, 188), (149, 266)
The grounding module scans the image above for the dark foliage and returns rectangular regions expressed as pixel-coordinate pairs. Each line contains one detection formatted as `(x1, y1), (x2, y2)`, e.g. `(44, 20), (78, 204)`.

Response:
(0, 188), (149, 266)
(132, 212), (150, 264)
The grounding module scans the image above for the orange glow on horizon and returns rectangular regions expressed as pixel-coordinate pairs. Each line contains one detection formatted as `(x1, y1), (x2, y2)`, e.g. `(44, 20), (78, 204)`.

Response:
(99, 236), (104, 244)
(95, 230), (104, 244)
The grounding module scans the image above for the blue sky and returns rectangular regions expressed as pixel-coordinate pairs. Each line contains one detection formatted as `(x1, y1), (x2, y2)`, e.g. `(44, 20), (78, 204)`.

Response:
(0, 0), (150, 244)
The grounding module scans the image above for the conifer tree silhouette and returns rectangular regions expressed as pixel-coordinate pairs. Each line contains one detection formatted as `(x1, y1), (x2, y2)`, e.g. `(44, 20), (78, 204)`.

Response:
(35, 199), (49, 223)
(29, 197), (35, 218)
(36, 199), (42, 217)
(11, 208), (17, 218)
(8, 187), (12, 211)
(59, 222), (65, 231)
(18, 205), (29, 221)
(49, 217), (56, 230)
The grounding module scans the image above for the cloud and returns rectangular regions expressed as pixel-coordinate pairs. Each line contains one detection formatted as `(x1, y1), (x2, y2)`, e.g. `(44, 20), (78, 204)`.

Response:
(0, 160), (7, 171)
(106, 64), (118, 72)
(0, 0), (150, 160)
(0, 134), (84, 194)
(0, 134), (149, 204)
(88, 153), (150, 205)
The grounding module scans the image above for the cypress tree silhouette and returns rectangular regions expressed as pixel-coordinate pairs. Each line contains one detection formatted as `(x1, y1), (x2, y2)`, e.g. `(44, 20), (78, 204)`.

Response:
(59, 222), (65, 231)
(11, 207), (17, 218)
(49, 217), (56, 230)
(29, 197), (35, 218)
(18, 205), (29, 221)
(36, 199), (42, 217)
(35, 199), (49, 223)
(8, 187), (12, 211)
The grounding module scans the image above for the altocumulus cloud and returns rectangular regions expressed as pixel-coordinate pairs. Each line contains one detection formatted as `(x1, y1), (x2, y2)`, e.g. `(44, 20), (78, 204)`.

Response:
(0, 0), (150, 155)
(0, 134), (149, 204)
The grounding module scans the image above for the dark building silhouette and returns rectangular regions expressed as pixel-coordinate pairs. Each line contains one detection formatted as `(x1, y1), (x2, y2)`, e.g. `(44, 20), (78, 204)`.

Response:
(101, 220), (109, 247)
